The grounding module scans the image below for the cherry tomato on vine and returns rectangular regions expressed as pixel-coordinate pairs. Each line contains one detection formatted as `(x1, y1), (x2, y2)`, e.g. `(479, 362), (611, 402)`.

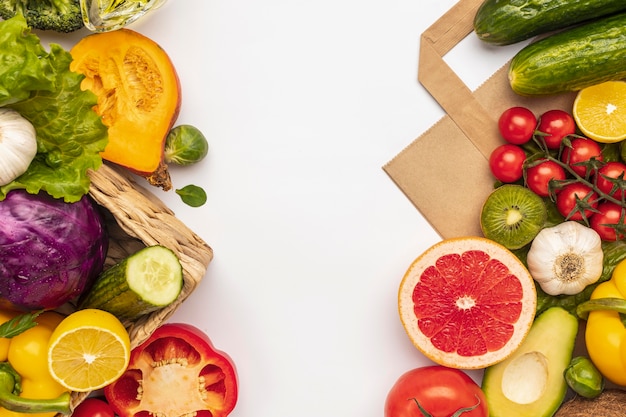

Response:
(555, 182), (599, 221)
(384, 366), (488, 417)
(489, 144), (526, 183)
(596, 161), (626, 200)
(537, 109), (576, 149)
(525, 159), (566, 197)
(590, 201), (626, 241)
(72, 398), (115, 417)
(498, 106), (536, 145)
(561, 137), (603, 177)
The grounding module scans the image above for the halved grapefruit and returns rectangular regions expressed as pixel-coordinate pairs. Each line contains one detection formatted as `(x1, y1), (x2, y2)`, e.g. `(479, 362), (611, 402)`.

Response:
(398, 236), (536, 369)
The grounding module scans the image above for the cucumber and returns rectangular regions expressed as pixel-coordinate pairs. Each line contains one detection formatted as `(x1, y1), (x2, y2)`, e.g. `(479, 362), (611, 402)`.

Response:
(508, 12), (626, 96)
(79, 245), (183, 321)
(474, 0), (626, 45)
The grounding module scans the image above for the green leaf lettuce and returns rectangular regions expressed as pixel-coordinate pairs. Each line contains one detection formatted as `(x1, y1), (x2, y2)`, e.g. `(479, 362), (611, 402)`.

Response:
(0, 14), (55, 106)
(0, 15), (108, 202)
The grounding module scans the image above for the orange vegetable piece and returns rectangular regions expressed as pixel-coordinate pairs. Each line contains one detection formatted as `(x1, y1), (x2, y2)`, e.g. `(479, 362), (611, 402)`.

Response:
(70, 29), (181, 190)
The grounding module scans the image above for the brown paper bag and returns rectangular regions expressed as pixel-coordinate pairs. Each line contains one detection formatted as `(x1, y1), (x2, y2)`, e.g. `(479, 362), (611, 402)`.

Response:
(384, 0), (576, 239)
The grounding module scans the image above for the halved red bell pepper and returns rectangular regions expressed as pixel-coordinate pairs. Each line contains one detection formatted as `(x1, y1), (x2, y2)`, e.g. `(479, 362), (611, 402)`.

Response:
(103, 323), (238, 417)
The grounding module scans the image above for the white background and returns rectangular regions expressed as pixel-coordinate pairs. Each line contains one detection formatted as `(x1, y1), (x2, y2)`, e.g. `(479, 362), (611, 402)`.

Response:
(43, 0), (527, 415)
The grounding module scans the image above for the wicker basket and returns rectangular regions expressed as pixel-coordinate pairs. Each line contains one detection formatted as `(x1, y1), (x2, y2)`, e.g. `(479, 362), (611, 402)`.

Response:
(62, 163), (213, 412)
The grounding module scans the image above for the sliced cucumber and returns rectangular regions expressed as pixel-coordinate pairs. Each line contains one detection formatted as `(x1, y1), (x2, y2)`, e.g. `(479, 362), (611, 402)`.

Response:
(79, 245), (183, 321)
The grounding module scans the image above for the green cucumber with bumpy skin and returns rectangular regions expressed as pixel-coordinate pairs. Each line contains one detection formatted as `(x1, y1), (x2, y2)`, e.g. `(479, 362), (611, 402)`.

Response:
(78, 245), (183, 321)
(508, 12), (626, 96)
(474, 0), (626, 46)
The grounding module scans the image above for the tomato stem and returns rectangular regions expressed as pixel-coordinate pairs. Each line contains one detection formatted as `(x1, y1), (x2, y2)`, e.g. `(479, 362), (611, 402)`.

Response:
(410, 394), (481, 417)
(534, 135), (617, 203)
(527, 132), (626, 234)
(410, 397), (433, 417)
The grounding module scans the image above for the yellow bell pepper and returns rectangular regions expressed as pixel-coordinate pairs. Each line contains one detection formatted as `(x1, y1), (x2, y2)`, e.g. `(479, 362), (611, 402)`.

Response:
(0, 310), (70, 417)
(579, 258), (626, 386)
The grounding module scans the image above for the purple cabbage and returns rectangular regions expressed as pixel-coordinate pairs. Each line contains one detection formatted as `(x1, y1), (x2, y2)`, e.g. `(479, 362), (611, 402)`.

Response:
(0, 190), (108, 311)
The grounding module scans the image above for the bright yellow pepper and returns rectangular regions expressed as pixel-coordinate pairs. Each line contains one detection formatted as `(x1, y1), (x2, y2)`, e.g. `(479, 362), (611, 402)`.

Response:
(0, 310), (70, 417)
(581, 258), (626, 386)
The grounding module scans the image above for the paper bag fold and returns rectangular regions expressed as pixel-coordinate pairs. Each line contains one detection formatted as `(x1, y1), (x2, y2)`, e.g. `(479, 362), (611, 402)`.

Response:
(384, 0), (575, 239)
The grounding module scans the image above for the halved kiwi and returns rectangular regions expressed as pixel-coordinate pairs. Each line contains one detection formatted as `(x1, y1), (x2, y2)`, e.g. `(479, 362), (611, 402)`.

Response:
(480, 185), (547, 250)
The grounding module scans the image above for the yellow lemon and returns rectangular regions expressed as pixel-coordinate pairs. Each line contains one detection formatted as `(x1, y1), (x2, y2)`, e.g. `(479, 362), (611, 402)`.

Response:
(573, 81), (626, 143)
(47, 309), (130, 392)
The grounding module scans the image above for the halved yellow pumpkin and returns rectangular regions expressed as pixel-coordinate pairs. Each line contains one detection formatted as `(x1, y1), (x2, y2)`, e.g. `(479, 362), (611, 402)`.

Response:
(70, 29), (181, 190)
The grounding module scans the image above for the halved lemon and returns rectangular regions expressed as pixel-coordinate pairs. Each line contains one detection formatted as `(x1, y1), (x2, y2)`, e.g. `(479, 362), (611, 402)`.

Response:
(573, 81), (626, 143)
(47, 309), (131, 392)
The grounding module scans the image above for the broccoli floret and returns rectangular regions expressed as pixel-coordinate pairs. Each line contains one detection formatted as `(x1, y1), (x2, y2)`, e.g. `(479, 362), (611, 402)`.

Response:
(0, 0), (84, 32)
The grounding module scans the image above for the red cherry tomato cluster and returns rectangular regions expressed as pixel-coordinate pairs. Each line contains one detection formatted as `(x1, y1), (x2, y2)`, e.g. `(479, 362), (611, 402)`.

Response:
(489, 106), (626, 241)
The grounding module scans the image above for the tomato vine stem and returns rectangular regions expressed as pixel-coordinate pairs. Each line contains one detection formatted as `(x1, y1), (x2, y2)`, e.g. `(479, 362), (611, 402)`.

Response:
(410, 394), (481, 417)
(524, 132), (626, 234)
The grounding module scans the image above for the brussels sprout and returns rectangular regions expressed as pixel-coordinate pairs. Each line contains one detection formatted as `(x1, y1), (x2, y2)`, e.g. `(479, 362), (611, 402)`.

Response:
(164, 124), (209, 166)
(564, 356), (604, 399)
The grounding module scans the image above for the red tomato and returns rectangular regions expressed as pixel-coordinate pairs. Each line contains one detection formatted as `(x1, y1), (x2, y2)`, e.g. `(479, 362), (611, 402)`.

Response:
(384, 366), (488, 417)
(537, 109), (576, 149)
(489, 144), (526, 182)
(590, 201), (626, 241)
(104, 323), (238, 417)
(72, 398), (115, 417)
(555, 182), (599, 221)
(498, 106), (536, 145)
(525, 159), (566, 197)
(596, 161), (626, 200)
(561, 137), (603, 177)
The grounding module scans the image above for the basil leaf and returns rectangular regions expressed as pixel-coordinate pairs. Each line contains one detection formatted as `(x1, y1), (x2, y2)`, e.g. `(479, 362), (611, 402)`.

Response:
(0, 311), (42, 339)
(176, 185), (207, 207)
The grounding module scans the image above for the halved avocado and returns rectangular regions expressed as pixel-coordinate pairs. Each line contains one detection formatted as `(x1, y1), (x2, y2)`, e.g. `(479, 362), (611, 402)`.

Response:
(482, 307), (579, 417)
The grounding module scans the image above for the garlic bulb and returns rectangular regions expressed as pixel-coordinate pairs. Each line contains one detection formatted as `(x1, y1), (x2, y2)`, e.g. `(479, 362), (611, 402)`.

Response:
(527, 221), (603, 296)
(0, 108), (37, 186)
